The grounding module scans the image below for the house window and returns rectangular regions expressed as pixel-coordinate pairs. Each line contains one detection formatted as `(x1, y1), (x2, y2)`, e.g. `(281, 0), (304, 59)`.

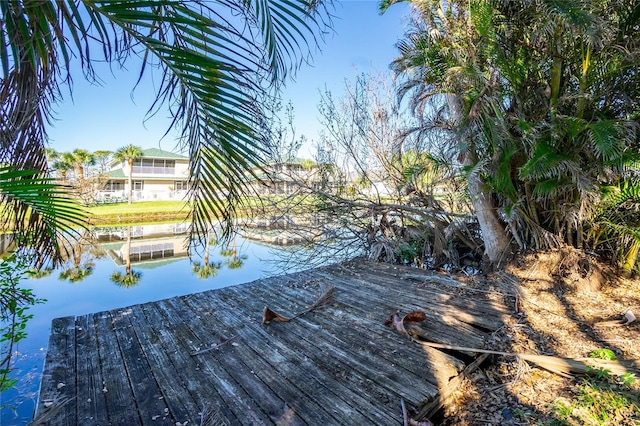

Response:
(133, 181), (144, 191)
(104, 181), (123, 191)
(174, 181), (188, 191)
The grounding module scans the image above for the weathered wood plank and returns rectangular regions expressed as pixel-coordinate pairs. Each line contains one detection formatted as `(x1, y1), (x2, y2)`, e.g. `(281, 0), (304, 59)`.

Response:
(214, 280), (436, 410)
(350, 264), (511, 324)
(93, 311), (141, 424)
(252, 276), (465, 387)
(109, 307), (174, 425)
(155, 296), (303, 425)
(184, 291), (396, 425)
(309, 269), (488, 349)
(129, 304), (211, 424)
(34, 316), (76, 425)
(169, 295), (342, 425)
(190, 290), (399, 424)
(75, 314), (108, 425)
(37, 260), (508, 425)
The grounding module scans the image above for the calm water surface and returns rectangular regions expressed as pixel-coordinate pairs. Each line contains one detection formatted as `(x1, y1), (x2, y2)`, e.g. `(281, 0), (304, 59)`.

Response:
(0, 223), (298, 425)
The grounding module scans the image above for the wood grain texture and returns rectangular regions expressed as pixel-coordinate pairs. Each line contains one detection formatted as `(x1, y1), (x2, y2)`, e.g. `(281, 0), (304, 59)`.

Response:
(35, 260), (509, 425)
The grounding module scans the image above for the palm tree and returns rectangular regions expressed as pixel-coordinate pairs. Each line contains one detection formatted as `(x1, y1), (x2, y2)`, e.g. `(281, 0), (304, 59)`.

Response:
(52, 156), (74, 183)
(1, 1), (332, 263)
(113, 145), (143, 204)
(110, 270), (142, 288)
(59, 264), (94, 283)
(220, 232), (247, 269)
(69, 149), (95, 182)
(191, 225), (224, 279)
(383, 0), (512, 264)
(111, 226), (142, 287)
(191, 260), (223, 279)
(384, 0), (640, 267)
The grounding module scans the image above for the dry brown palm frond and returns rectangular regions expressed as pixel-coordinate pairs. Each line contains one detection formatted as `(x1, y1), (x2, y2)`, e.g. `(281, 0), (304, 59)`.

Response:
(263, 286), (336, 325)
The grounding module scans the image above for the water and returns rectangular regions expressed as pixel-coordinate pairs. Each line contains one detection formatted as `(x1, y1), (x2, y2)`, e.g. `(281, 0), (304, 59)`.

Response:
(0, 223), (297, 425)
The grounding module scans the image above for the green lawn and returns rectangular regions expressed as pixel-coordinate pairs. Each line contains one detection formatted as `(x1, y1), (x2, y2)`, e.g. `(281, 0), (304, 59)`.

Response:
(87, 200), (189, 215)
(87, 200), (191, 225)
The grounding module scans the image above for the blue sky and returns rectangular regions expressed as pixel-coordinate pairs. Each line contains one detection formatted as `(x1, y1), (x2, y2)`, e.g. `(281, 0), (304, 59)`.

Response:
(46, 1), (411, 158)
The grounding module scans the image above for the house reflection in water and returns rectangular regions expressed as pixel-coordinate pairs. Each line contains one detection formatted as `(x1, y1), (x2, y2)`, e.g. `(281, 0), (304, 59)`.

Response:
(96, 223), (190, 267)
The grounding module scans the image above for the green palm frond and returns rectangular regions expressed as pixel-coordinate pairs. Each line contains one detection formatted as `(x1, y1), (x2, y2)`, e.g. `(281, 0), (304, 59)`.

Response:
(0, 166), (87, 265)
(587, 119), (628, 162)
(520, 141), (573, 179)
(589, 178), (640, 272)
(1, 0), (332, 258)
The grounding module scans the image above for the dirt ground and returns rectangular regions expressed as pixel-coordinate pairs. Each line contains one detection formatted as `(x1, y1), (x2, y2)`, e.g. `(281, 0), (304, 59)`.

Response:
(433, 248), (640, 425)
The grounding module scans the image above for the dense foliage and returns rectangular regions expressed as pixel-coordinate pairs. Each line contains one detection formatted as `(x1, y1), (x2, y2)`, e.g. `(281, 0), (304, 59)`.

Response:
(384, 0), (640, 272)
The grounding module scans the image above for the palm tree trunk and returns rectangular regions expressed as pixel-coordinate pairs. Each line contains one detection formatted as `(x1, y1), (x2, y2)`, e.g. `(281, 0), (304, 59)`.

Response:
(447, 95), (510, 265)
(127, 159), (133, 204)
(448, 95), (511, 265)
(204, 227), (210, 265)
(125, 226), (132, 274)
(465, 154), (511, 265)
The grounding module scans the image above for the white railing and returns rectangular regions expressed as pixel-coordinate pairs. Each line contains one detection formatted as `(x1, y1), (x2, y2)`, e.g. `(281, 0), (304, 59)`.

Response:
(131, 166), (175, 175)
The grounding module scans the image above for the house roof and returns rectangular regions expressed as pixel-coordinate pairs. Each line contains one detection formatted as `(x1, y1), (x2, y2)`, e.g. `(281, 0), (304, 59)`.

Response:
(106, 169), (126, 178)
(109, 148), (188, 167)
(141, 148), (188, 160)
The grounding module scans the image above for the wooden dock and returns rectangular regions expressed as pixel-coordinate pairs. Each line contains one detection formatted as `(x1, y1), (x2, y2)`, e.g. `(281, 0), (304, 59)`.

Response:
(34, 260), (511, 425)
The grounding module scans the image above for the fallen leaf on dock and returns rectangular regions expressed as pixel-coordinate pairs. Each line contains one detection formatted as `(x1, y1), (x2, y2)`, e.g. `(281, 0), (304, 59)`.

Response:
(384, 310), (427, 337)
(262, 306), (291, 324)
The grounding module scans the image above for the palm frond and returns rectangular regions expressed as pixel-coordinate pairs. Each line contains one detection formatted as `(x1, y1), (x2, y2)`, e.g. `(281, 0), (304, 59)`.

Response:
(2, 0), (332, 256)
(587, 119), (628, 162)
(0, 166), (87, 266)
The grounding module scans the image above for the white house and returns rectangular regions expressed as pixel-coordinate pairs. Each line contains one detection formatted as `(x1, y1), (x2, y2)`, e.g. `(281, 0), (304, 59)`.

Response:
(246, 159), (334, 196)
(100, 148), (189, 201)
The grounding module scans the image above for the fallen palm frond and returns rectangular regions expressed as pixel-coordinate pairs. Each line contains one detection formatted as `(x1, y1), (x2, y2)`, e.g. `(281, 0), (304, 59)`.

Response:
(385, 310), (640, 377)
(262, 306), (291, 324)
(594, 309), (636, 327)
(417, 340), (640, 377)
(199, 403), (226, 426)
(262, 286), (336, 324)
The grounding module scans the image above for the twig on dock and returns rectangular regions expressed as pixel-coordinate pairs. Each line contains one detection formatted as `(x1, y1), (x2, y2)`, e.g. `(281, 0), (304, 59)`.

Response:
(190, 335), (236, 356)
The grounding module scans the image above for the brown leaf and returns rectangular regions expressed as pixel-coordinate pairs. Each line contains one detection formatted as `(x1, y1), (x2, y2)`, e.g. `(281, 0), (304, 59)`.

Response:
(262, 306), (290, 324)
(403, 310), (427, 323)
(385, 310), (427, 337)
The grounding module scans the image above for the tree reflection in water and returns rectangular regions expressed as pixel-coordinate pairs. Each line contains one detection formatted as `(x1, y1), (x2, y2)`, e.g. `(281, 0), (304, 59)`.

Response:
(109, 225), (142, 287)
(58, 230), (101, 283)
(220, 230), (247, 270)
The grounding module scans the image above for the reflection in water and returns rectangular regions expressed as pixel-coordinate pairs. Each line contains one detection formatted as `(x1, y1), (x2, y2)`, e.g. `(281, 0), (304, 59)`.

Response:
(98, 222), (190, 271)
(108, 226), (142, 287)
(57, 230), (99, 283)
(220, 231), (248, 269)
(191, 260), (222, 279)
(1, 220), (325, 424)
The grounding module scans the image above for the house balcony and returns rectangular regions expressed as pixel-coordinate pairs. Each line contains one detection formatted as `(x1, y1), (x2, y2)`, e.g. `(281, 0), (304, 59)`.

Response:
(131, 166), (176, 175)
